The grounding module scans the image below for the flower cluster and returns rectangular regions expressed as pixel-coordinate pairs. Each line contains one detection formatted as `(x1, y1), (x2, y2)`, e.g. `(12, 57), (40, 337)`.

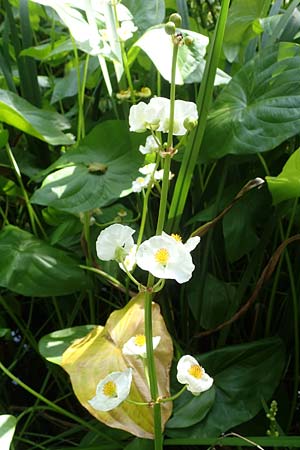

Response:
(129, 97), (198, 135)
(96, 224), (200, 284)
(132, 163), (174, 193)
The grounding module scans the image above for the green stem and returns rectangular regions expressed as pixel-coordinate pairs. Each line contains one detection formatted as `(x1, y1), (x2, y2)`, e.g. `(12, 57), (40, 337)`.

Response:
(145, 285), (162, 450)
(0, 360), (121, 447)
(159, 385), (187, 403)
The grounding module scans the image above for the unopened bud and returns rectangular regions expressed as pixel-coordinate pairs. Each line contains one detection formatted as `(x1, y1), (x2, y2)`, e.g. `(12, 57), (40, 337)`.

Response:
(184, 117), (198, 131)
(184, 36), (194, 46)
(169, 13), (182, 28)
(165, 21), (176, 35)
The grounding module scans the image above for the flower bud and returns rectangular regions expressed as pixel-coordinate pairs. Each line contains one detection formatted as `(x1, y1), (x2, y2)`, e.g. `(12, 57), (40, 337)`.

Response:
(165, 21), (176, 35)
(184, 36), (194, 46)
(169, 13), (182, 28)
(183, 117), (198, 131)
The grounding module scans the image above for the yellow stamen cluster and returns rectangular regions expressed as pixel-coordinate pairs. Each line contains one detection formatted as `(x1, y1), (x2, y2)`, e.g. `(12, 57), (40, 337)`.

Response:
(171, 233), (182, 242)
(188, 364), (203, 379)
(134, 334), (146, 346)
(102, 381), (117, 397)
(155, 248), (170, 264)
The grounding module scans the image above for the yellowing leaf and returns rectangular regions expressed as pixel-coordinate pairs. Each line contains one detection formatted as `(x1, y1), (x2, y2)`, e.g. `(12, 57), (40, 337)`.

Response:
(62, 294), (173, 438)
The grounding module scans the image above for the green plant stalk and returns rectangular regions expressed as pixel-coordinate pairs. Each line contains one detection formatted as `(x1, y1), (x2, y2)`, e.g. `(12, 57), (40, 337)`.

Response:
(5, 142), (37, 236)
(145, 283), (162, 450)
(166, 0), (230, 232)
(143, 34), (180, 450)
(0, 360), (122, 447)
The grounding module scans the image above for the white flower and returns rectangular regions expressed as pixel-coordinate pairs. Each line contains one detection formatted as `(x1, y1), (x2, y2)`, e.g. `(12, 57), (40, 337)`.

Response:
(119, 244), (137, 272)
(129, 97), (198, 136)
(129, 101), (164, 133)
(118, 20), (137, 41)
(96, 224), (135, 261)
(139, 163), (156, 175)
(139, 135), (160, 154)
(154, 169), (174, 181)
(88, 369), (132, 412)
(177, 355), (213, 395)
(136, 232), (200, 283)
(132, 175), (151, 192)
(122, 334), (161, 358)
(157, 99), (198, 136)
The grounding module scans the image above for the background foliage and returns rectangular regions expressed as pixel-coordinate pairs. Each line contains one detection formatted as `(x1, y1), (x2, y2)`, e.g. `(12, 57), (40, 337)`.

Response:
(0, 0), (300, 449)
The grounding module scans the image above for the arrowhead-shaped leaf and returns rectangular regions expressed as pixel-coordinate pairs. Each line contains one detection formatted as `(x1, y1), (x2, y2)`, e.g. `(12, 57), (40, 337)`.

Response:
(31, 121), (143, 213)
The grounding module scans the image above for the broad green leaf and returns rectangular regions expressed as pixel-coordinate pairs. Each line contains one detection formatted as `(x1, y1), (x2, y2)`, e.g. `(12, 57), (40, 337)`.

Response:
(122, 0), (165, 31)
(0, 225), (87, 297)
(31, 121), (143, 214)
(200, 43), (300, 162)
(62, 294), (173, 438)
(124, 437), (154, 449)
(166, 337), (285, 438)
(130, 26), (231, 86)
(266, 149), (300, 204)
(223, 0), (269, 62)
(0, 415), (16, 450)
(0, 89), (74, 145)
(20, 38), (74, 60)
(39, 325), (97, 365)
(166, 385), (215, 429)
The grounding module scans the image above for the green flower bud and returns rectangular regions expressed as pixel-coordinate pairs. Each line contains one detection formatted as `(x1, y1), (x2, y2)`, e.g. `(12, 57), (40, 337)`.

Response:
(165, 21), (176, 35)
(183, 117), (198, 131)
(169, 13), (182, 28)
(184, 36), (194, 46)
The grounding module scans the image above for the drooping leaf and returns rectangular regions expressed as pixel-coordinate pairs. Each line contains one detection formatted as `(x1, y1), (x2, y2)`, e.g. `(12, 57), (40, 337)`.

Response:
(200, 43), (300, 162)
(130, 26), (231, 86)
(31, 121), (143, 214)
(62, 294), (173, 438)
(122, 0), (165, 31)
(0, 415), (16, 450)
(166, 337), (285, 438)
(266, 149), (300, 204)
(39, 325), (97, 365)
(0, 89), (74, 145)
(0, 226), (87, 297)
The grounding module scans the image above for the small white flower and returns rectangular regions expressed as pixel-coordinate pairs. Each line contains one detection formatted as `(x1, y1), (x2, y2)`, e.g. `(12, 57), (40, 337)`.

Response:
(132, 175), (151, 192)
(139, 163), (156, 175)
(117, 20), (137, 41)
(177, 355), (213, 395)
(122, 334), (161, 358)
(158, 99), (198, 136)
(139, 135), (160, 155)
(119, 244), (137, 272)
(96, 224), (135, 261)
(136, 232), (200, 283)
(154, 169), (174, 181)
(88, 368), (132, 412)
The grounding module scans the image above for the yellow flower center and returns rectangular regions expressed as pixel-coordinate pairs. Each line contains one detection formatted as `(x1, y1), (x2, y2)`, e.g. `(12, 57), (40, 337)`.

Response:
(155, 248), (169, 265)
(171, 233), (182, 242)
(188, 364), (203, 379)
(134, 334), (146, 346)
(102, 381), (117, 397)
(137, 177), (145, 184)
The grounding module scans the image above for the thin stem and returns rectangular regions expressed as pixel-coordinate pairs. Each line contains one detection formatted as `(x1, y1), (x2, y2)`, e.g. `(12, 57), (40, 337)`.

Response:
(159, 385), (187, 403)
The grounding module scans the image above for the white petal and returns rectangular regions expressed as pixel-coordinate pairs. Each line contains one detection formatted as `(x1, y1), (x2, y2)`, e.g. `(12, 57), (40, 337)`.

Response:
(184, 236), (200, 252)
(96, 224), (135, 261)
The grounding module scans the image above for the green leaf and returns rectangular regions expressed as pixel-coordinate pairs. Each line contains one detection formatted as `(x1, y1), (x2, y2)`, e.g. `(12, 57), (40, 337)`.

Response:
(0, 176), (22, 197)
(166, 386), (215, 429)
(31, 121), (143, 214)
(0, 415), (16, 450)
(124, 438), (154, 449)
(0, 129), (8, 149)
(223, 0), (269, 62)
(200, 43), (300, 162)
(266, 149), (300, 204)
(122, 0), (165, 31)
(0, 328), (10, 338)
(0, 226), (87, 297)
(0, 89), (74, 145)
(166, 337), (285, 438)
(38, 325), (97, 365)
(130, 26), (230, 86)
